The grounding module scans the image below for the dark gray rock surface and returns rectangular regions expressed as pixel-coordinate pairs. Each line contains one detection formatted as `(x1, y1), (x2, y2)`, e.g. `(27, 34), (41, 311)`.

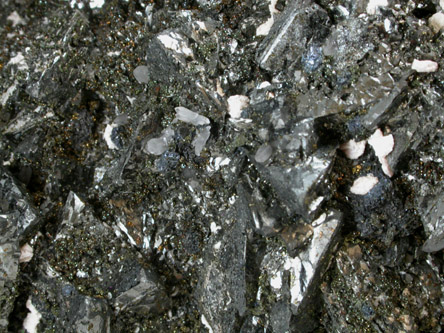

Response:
(1, 0), (444, 332)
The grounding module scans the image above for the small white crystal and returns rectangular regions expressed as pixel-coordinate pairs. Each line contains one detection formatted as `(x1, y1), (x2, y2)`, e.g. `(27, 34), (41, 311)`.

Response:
(256, 0), (279, 36)
(350, 174), (379, 195)
(133, 65), (149, 84)
(270, 273), (282, 289)
(368, 128), (394, 177)
(157, 32), (193, 58)
(384, 18), (392, 32)
(23, 299), (42, 333)
(145, 128), (174, 155)
(258, 81), (271, 89)
(90, 0), (105, 8)
(429, 12), (444, 34)
(340, 139), (367, 160)
(76, 270), (88, 278)
(103, 124), (119, 150)
(174, 107), (210, 126)
(7, 11), (25, 27)
(7, 52), (28, 71)
(1, 82), (18, 106)
(201, 315), (213, 333)
(192, 126), (211, 156)
(337, 5), (350, 17)
(255, 144), (273, 163)
(411, 59), (438, 73)
(227, 95), (249, 119)
(146, 137), (169, 155)
(19, 243), (33, 263)
(366, 0), (388, 15)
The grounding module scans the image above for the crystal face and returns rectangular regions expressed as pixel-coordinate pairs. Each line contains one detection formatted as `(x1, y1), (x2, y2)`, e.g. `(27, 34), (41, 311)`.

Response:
(1, 1), (444, 332)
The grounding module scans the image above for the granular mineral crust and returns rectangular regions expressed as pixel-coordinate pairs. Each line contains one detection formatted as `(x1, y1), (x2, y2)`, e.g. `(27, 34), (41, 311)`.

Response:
(1, 0), (444, 332)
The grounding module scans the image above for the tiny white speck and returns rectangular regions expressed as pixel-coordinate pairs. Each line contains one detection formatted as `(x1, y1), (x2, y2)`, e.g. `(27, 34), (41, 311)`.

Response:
(368, 128), (394, 177)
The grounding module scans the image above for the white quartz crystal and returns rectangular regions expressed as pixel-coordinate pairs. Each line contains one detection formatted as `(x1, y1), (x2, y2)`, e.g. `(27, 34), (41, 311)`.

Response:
(103, 124), (118, 150)
(256, 0), (279, 36)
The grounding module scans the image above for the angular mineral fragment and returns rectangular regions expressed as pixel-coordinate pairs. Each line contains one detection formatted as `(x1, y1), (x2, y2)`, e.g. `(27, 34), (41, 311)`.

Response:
(256, 0), (329, 72)
(258, 210), (342, 331)
(0, 168), (39, 331)
(51, 192), (170, 315)
(255, 147), (335, 220)
(25, 263), (111, 333)
(195, 196), (248, 333)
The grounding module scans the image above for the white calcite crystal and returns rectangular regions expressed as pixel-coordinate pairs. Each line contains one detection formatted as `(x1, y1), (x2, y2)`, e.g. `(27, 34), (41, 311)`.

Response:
(256, 0), (279, 36)
(339, 139), (367, 160)
(366, 0), (388, 15)
(19, 243), (33, 263)
(429, 12), (444, 34)
(368, 128), (394, 177)
(227, 95), (250, 119)
(103, 124), (119, 150)
(411, 59), (439, 73)
(174, 107), (210, 126)
(23, 299), (42, 333)
(350, 174), (379, 195)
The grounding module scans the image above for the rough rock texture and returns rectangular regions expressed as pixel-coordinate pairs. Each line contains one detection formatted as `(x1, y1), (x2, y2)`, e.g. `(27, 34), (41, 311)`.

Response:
(1, 0), (444, 332)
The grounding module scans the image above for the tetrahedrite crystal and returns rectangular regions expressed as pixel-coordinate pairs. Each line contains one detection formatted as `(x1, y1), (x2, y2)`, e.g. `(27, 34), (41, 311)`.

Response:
(0, 168), (39, 331)
(195, 196), (248, 333)
(255, 147), (336, 220)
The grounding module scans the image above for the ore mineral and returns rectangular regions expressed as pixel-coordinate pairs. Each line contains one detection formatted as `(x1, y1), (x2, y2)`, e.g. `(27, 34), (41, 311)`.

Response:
(1, 0), (444, 332)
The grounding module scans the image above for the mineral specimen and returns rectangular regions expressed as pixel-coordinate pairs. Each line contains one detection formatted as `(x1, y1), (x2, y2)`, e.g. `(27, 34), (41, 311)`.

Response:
(1, 0), (444, 331)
